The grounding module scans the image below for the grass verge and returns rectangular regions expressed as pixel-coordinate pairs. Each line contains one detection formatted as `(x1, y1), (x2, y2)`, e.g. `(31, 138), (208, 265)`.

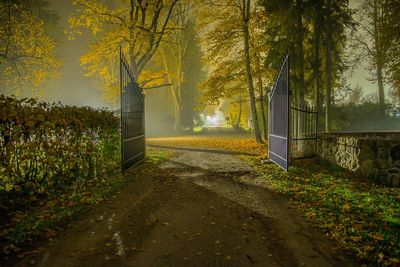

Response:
(245, 157), (400, 266)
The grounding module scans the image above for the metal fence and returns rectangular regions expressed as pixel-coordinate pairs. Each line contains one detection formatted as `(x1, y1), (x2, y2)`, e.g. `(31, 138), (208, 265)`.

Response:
(290, 104), (318, 158)
(120, 49), (145, 172)
(268, 54), (290, 171)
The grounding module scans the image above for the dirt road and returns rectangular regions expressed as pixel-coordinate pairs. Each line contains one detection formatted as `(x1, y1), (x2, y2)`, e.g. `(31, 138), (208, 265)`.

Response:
(21, 145), (353, 267)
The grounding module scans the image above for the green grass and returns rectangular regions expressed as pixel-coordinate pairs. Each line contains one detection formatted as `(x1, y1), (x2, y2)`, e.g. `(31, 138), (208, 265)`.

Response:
(193, 126), (203, 132)
(147, 148), (174, 164)
(245, 157), (400, 266)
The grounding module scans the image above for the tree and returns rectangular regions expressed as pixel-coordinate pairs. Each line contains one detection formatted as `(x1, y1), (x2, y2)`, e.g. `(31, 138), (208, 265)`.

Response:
(250, 8), (270, 140)
(222, 98), (250, 131)
(31, 0), (63, 42)
(159, 1), (200, 132)
(0, 0), (60, 96)
(69, 0), (179, 103)
(352, 0), (389, 115)
(309, 0), (323, 130)
(322, 0), (353, 132)
(261, 0), (309, 141)
(382, 0), (400, 100)
(324, 0), (333, 132)
(261, 0), (306, 105)
(348, 84), (363, 105)
(241, 0), (262, 143)
(198, 0), (264, 143)
(261, 0), (352, 132)
(180, 20), (205, 131)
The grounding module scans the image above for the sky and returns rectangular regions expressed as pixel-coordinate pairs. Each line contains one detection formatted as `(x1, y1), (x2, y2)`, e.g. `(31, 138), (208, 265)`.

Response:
(47, 0), (107, 108)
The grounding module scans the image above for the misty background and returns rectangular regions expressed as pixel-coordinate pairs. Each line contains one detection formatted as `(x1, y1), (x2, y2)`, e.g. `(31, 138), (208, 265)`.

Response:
(46, 0), (391, 108)
(45, 0), (392, 107)
(1, 0), (399, 134)
(47, 0), (106, 107)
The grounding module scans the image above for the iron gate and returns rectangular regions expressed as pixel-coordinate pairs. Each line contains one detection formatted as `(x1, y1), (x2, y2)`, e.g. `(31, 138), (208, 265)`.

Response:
(268, 54), (290, 171)
(290, 104), (317, 158)
(120, 49), (145, 172)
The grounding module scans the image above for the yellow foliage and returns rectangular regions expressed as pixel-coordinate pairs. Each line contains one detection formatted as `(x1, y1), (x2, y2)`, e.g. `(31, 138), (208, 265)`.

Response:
(70, 0), (179, 104)
(196, 1), (273, 107)
(0, 2), (61, 96)
(223, 99), (250, 129)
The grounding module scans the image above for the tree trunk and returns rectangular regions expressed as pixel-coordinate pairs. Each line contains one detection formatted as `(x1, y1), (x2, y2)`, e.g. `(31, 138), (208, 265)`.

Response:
(237, 97), (242, 127)
(176, 47), (183, 130)
(161, 49), (181, 132)
(242, 0), (262, 143)
(377, 61), (385, 114)
(295, 0), (305, 150)
(314, 13), (322, 132)
(325, 0), (332, 133)
(296, 0), (305, 105)
(373, 0), (385, 115)
(258, 75), (268, 141)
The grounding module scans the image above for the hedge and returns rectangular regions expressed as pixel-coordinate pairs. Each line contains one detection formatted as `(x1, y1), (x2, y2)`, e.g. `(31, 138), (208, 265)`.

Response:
(0, 95), (120, 198)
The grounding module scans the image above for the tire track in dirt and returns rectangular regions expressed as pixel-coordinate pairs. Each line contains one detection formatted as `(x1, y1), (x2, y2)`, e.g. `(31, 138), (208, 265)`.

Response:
(14, 145), (354, 267)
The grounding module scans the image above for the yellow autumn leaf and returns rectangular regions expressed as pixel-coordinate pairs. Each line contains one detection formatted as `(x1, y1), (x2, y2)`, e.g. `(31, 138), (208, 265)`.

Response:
(342, 203), (351, 212)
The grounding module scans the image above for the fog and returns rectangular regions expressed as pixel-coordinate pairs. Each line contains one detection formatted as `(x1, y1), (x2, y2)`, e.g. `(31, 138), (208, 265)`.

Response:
(48, 0), (378, 108)
(1, 0), (399, 134)
(46, 0), (107, 108)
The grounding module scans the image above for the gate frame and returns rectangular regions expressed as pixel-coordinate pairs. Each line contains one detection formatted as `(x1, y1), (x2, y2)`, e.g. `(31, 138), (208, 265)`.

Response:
(120, 47), (146, 173)
(268, 54), (290, 171)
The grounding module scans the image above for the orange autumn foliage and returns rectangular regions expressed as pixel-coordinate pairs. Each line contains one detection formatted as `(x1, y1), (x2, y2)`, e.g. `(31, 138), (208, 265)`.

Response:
(147, 135), (267, 157)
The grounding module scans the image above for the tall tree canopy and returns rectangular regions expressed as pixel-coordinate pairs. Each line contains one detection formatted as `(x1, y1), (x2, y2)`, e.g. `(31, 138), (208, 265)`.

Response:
(0, 0), (61, 96)
(261, 0), (353, 132)
(352, 0), (390, 115)
(180, 19), (205, 131)
(69, 0), (179, 103)
(383, 0), (400, 99)
(159, 1), (202, 132)
(198, 0), (268, 142)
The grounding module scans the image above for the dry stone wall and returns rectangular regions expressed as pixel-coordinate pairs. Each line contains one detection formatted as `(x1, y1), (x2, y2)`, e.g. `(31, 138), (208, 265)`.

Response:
(318, 132), (400, 187)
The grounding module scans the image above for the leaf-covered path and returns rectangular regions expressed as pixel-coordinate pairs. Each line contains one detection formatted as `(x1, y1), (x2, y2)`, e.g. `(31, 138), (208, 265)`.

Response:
(20, 144), (353, 267)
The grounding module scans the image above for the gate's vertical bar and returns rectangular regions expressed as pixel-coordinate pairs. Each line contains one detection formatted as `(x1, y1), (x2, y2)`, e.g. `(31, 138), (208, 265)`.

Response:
(307, 106), (309, 137)
(306, 105), (309, 138)
(314, 105), (318, 155)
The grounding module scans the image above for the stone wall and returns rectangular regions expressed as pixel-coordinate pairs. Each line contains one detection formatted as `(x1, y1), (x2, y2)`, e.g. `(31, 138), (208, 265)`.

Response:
(317, 132), (400, 187)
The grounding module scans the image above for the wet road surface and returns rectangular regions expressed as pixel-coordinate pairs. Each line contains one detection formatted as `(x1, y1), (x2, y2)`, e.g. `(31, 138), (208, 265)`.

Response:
(18, 146), (353, 267)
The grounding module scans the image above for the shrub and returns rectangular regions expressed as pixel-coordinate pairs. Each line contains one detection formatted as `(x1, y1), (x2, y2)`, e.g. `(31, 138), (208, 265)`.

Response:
(331, 102), (400, 132)
(0, 95), (120, 199)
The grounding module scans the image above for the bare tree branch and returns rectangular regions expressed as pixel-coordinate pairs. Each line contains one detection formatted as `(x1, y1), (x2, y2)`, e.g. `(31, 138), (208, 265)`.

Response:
(144, 83), (172, 90)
